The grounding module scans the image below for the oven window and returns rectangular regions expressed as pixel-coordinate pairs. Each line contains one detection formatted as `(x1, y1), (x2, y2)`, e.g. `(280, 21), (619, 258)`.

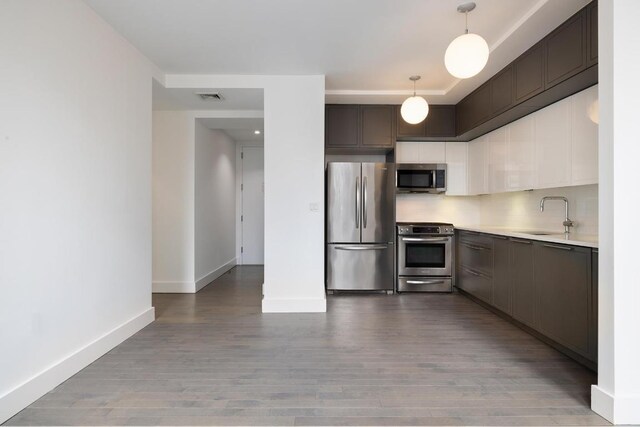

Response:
(405, 243), (446, 268)
(397, 170), (434, 189)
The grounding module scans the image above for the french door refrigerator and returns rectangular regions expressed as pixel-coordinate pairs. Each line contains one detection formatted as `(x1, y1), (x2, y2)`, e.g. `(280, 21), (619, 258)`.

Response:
(326, 162), (395, 291)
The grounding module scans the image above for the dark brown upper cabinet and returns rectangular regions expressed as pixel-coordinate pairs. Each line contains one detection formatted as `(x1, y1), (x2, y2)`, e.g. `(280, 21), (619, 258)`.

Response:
(457, 82), (491, 135)
(545, 9), (587, 89)
(325, 105), (360, 148)
(587, 2), (598, 67)
(490, 65), (514, 116)
(361, 105), (395, 148)
(396, 108), (426, 138)
(514, 41), (546, 104)
(325, 104), (395, 151)
(426, 105), (456, 137)
(396, 105), (456, 139)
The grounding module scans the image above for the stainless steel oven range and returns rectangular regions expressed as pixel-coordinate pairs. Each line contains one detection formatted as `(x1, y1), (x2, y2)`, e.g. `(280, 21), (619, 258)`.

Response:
(397, 222), (454, 292)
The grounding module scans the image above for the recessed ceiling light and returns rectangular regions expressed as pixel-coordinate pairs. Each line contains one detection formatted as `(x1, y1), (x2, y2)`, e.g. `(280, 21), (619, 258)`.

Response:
(254, 130), (261, 135)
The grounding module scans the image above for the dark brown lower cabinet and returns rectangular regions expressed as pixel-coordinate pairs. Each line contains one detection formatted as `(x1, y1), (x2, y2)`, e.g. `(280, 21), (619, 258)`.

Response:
(511, 239), (536, 328)
(455, 230), (598, 368)
(590, 250), (598, 362)
(492, 237), (511, 314)
(534, 242), (592, 358)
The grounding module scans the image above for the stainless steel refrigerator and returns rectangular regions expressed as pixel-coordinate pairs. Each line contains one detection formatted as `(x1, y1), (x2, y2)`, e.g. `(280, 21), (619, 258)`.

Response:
(326, 162), (395, 292)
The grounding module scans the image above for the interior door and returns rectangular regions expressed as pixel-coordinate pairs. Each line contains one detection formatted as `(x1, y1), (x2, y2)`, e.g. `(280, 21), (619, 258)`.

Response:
(361, 163), (394, 243)
(241, 147), (264, 264)
(327, 163), (361, 243)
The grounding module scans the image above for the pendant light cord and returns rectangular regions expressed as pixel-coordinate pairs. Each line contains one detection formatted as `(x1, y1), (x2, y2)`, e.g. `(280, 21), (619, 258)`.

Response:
(413, 79), (416, 96)
(465, 11), (469, 34)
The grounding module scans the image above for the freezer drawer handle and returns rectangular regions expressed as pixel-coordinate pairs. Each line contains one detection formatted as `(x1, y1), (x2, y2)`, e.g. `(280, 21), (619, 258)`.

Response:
(402, 237), (450, 243)
(335, 245), (388, 251)
(406, 280), (446, 285)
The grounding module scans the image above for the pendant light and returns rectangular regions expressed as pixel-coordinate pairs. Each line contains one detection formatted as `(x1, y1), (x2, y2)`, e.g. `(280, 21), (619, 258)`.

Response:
(401, 75), (429, 125)
(444, 2), (490, 79)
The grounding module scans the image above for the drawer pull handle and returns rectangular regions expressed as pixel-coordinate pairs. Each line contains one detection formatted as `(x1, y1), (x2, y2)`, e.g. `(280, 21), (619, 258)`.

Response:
(543, 243), (573, 251)
(464, 268), (481, 277)
(462, 242), (488, 251)
(511, 239), (532, 245)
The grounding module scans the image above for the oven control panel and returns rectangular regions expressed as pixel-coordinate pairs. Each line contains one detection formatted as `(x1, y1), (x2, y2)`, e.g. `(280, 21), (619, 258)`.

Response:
(397, 224), (454, 236)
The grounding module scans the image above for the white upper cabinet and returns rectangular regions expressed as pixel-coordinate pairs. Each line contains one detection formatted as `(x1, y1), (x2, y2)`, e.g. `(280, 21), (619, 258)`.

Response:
(570, 85), (599, 185)
(535, 96), (572, 189)
(467, 136), (487, 195)
(485, 127), (508, 194)
(445, 141), (468, 196)
(506, 114), (536, 191)
(395, 141), (445, 163)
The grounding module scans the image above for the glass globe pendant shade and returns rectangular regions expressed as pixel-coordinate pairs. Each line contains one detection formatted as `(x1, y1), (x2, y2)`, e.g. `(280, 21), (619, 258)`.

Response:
(444, 33), (489, 79)
(401, 96), (429, 125)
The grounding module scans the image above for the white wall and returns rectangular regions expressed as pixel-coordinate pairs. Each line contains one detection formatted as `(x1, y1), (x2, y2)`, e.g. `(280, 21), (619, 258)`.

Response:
(591, 0), (640, 424)
(262, 77), (326, 312)
(0, 0), (156, 422)
(396, 194), (481, 226)
(397, 185), (598, 235)
(478, 185), (598, 235)
(194, 122), (237, 289)
(152, 111), (195, 292)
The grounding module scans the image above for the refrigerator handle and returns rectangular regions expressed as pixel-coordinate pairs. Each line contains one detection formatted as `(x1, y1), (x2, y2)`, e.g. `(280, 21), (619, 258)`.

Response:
(363, 176), (368, 228)
(355, 176), (360, 229)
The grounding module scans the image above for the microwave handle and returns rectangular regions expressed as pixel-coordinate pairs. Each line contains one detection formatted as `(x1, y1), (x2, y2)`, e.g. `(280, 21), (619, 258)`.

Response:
(432, 170), (436, 187)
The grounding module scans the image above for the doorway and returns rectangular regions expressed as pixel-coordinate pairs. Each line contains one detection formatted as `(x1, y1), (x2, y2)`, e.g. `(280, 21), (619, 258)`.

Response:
(239, 146), (264, 265)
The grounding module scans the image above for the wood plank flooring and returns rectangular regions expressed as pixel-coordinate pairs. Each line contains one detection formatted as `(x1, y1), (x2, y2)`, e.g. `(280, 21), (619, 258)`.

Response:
(5, 266), (609, 426)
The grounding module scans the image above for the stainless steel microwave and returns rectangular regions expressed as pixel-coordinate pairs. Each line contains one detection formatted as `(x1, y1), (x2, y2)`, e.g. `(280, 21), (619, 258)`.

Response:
(396, 163), (446, 193)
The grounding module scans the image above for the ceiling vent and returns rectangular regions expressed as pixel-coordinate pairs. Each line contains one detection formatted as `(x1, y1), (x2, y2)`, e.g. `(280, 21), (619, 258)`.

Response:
(196, 92), (224, 101)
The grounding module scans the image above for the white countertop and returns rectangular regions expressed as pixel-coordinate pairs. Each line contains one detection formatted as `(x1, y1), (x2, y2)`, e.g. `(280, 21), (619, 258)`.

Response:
(455, 226), (598, 249)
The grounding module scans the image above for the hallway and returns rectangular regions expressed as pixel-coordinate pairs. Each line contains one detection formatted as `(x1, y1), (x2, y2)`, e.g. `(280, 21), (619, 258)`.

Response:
(6, 267), (607, 426)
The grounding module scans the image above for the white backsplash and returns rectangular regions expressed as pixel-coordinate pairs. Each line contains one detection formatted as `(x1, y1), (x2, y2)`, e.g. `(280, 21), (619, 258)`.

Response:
(477, 184), (598, 235)
(396, 184), (598, 235)
(396, 193), (481, 225)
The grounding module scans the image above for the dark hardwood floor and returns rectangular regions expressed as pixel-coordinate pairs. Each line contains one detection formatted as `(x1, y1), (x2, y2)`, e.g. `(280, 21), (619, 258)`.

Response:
(5, 266), (608, 426)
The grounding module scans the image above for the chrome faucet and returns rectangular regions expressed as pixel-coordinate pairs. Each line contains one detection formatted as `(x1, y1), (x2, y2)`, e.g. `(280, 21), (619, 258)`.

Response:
(540, 196), (574, 234)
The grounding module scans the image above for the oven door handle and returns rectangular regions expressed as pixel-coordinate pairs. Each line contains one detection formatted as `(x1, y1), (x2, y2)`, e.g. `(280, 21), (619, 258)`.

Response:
(401, 237), (450, 243)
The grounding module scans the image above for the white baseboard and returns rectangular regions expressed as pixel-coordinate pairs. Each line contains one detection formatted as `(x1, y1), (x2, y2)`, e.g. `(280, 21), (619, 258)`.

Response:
(592, 384), (640, 425)
(195, 258), (236, 292)
(0, 307), (155, 424)
(152, 281), (196, 293)
(262, 297), (327, 313)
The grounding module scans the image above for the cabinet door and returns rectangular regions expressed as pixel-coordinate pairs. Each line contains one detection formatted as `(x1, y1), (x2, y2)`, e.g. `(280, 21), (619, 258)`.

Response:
(471, 82), (492, 127)
(534, 242), (591, 358)
(514, 41), (545, 104)
(396, 106), (426, 138)
(419, 142), (446, 163)
(326, 105), (360, 148)
(467, 136), (487, 195)
(492, 236), (511, 314)
(506, 114), (536, 191)
(490, 65), (514, 116)
(444, 141), (468, 196)
(587, 2), (598, 68)
(511, 238), (536, 328)
(486, 127), (508, 194)
(361, 105), (395, 148)
(456, 95), (473, 135)
(545, 10), (587, 89)
(535, 97), (571, 189)
(571, 85), (598, 185)
(458, 266), (493, 304)
(425, 105), (456, 137)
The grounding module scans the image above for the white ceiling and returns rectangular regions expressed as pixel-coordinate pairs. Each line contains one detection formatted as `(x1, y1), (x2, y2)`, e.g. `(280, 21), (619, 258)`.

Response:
(153, 81), (263, 111)
(87, 0), (590, 104)
(198, 118), (264, 144)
